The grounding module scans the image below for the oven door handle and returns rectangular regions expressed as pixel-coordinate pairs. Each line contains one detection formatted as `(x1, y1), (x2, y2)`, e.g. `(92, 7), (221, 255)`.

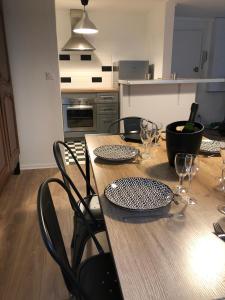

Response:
(67, 105), (93, 110)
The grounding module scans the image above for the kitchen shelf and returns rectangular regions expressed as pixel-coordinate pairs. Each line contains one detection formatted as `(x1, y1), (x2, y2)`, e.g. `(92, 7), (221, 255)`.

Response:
(119, 78), (225, 85)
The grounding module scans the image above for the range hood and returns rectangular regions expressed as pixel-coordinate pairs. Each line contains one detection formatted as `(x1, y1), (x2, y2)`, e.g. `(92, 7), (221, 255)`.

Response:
(62, 9), (95, 51)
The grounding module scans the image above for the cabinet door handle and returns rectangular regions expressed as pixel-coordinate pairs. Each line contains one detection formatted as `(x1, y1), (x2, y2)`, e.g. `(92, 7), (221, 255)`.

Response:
(67, 105), (93, 110)
(100, 96), (114, 99)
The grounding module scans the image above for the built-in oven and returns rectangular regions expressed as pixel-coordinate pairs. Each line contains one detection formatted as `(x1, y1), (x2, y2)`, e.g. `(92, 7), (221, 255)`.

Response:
(62, 95), (97, 139)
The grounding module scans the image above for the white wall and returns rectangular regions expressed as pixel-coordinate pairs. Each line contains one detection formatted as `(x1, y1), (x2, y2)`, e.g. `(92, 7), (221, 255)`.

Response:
(2, 0), (64, 169)
(146, 2), (166, 79)
(162, 0), (176, 78)
(56, 9), (150, 89)
(174, 17), (225, 124)
(145, 0), (175, 79)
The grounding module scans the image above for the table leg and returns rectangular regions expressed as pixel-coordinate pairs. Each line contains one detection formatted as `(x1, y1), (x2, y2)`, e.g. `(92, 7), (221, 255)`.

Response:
(85, 146), (91, 196)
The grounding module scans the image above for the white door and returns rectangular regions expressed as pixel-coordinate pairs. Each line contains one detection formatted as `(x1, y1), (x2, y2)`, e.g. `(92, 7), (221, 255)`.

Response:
(171, 30), (203, 78)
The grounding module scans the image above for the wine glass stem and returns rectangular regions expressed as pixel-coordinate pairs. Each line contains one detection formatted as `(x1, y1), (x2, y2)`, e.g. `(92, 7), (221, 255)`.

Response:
(188, 174), (192, 194)
(179, 175), (184, 190)
(222, 166), (225, 187)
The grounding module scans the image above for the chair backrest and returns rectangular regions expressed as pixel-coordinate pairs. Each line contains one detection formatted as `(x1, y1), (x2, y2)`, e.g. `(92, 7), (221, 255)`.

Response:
(53, 141), (93, 191)
(37, 178), (103, 298)
(108, 116), (142, 134)
(53, 141), (70, 190)
(53, 141), (96, 224)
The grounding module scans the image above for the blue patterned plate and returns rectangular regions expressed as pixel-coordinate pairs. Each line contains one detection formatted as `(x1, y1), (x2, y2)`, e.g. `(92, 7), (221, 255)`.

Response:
(200, 140), (225, 154)
(94, 144), (138, 161)
(105, 177), (173, 211)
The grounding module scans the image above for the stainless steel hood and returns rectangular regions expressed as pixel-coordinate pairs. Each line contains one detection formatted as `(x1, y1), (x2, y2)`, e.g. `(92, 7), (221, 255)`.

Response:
(62, 34), (95, 51)
(62, 9), (95, 51)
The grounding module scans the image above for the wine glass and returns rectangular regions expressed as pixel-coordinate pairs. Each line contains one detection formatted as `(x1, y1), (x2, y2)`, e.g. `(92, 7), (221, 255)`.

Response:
(140, 120), (155, 159)
(217, 146), (225, 192)
(140, 118), (148, 130)
(154, 122), (163, 146)
(186, 154), (199, 205)
(174, 153), (193, 196)
(148, 122), (157, 145)
(218, 204), (225, 215)
(140, 127), (150, 159)
(217, 146), (225, 214)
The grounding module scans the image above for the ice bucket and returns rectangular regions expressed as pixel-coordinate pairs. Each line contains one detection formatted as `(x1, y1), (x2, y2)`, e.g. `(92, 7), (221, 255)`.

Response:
(166, 121), (204, 166)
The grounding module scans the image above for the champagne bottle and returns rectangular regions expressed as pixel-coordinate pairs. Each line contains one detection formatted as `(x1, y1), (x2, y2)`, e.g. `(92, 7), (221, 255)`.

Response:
(182, 103), (199, 133)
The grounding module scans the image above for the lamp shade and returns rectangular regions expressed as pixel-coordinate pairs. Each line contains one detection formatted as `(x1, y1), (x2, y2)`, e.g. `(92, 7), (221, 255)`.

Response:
(73, 11), (98, 34)
(62, 34), (95, 51)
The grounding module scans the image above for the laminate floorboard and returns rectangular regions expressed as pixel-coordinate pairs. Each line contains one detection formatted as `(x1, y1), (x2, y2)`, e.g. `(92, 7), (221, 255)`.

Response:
(0, 166), (107, 300)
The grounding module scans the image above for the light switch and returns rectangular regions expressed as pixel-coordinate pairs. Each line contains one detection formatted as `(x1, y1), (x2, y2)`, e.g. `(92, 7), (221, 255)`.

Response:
(45, 72), (54, 80)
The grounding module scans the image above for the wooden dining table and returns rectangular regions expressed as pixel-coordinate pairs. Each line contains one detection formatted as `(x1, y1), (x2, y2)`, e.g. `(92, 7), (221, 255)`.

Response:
(85, 134), (225, 300)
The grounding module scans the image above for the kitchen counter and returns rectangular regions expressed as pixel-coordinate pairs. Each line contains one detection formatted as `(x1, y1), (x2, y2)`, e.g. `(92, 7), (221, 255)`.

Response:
(119, 81), (202, 128)
(119, 78), (225, 85)
(61, 88), (118, 93)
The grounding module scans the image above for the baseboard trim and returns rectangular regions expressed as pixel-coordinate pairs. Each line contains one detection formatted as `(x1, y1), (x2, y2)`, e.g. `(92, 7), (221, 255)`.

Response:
(21, 162), (57, 170)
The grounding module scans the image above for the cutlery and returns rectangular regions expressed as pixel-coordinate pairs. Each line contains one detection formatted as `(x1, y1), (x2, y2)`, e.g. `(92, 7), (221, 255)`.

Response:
(122, 212), (173, 222)
(167, 193), (179, 205)
(213, 222), (225, 239)
(172, 195), (180, 205)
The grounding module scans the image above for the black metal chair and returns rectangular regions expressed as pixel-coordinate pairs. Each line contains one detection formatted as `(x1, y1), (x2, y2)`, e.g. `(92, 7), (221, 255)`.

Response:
(107, 116), (143, 143)
(53, 141), (105, 269)
(53, 141), (100, 212)
(107, 116), (142, 134)
(37, 178), (123, 300)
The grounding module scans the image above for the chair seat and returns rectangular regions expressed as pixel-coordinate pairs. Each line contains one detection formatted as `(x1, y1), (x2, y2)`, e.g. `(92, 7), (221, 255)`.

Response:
(78, 253), (123, 300)
(80, 195), (102, 219)
(88, 195), (101, 210)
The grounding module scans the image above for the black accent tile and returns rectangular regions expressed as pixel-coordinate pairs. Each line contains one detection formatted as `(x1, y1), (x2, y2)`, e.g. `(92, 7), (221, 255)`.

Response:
(102, 66), (112, 72)
(81, 55), (91, 61)
(113, 65), (119, 72)
(61, 77), (71, 83)
(59, 54), (70, 61)
(92, 77), (102, 83)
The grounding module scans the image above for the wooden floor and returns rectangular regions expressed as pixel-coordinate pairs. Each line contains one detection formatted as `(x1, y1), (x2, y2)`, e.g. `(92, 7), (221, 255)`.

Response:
(0, 166), (107, 300)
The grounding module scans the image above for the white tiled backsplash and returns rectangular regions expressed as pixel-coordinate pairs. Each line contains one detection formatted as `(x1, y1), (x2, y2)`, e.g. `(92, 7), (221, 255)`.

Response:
(59, 52), (114, 89)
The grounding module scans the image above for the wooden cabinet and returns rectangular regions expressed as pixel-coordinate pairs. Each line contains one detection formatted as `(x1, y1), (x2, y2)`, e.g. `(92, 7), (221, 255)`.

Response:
(0, 1), (19, 193)
(2, 94), (19, 170)
(0, 105), (9, 188)
(97, 115), (118, 133)
(96, 92), (119, 134)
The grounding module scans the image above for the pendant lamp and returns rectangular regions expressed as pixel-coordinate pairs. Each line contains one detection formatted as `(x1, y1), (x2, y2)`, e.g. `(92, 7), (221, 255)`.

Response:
(73, 0), (98, 34)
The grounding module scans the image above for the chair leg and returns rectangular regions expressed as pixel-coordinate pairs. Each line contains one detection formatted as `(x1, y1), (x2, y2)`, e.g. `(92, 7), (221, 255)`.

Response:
(72, 223), (89, 270)
(71, 219), (105, 270)
(71, 237), (75, 249)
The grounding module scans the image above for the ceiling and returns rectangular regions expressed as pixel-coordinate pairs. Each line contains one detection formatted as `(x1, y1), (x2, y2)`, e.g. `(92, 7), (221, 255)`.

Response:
(176, 0), (225, 17)
(55, 0), (225, 17)
(55, 0), (166, 12)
